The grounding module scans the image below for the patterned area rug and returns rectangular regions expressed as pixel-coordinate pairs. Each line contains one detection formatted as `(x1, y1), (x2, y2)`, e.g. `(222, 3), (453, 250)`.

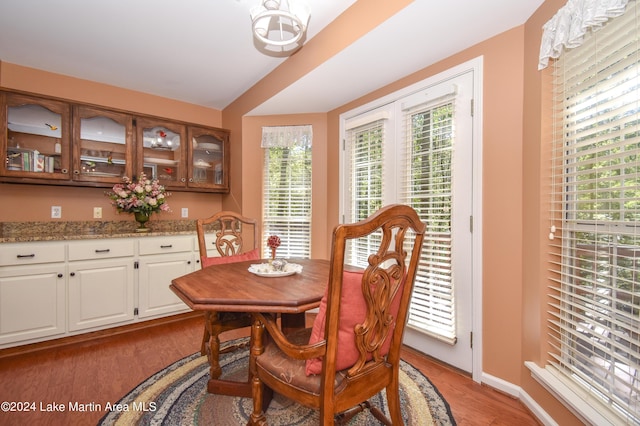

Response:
(98, 338), (456, 425)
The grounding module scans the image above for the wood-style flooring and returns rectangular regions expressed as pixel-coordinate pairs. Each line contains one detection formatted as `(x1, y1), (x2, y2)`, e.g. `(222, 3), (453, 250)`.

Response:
(0, 313), (540, 426)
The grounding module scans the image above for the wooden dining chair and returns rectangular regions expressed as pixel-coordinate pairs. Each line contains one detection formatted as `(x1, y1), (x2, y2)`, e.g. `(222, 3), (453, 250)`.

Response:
(196, 211), (260, 381)
(248, 204), (426, 425)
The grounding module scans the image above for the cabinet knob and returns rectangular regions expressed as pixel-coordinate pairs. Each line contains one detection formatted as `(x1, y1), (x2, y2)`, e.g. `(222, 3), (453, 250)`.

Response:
(73, 170), (80, 175)
(189, 178), (194, 182)
(57, 273), (63, 278)
(181, 178), (186, 183)
(70, 272), (76, 277)
(187, 261), (191, 265)
(61, 169), (68, 174)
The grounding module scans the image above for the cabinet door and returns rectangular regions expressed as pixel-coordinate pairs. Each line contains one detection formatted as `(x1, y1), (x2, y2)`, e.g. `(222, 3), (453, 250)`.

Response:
(1, 92), (71, 181)
(187, 126), (230, 192)
(136, 117), (186, 189)
(72, 106), (133, 185)
(137, 252), (193, 318)
(0, 264), (66, 346)
(68, 258), (135, 331)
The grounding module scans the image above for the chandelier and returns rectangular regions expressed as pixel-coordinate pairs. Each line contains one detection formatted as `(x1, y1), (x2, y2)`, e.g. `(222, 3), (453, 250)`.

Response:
(250, 0), (310, 55)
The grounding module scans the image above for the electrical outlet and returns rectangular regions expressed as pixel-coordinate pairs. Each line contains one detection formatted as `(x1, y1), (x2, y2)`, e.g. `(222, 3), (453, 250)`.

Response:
(51, 206), (62, 219)
(181, 208), (189, 218)
(93, 207), (102, 219)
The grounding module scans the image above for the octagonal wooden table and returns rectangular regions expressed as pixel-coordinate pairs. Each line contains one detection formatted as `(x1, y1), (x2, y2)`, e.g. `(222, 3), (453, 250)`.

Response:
(170, 258), (329, 397)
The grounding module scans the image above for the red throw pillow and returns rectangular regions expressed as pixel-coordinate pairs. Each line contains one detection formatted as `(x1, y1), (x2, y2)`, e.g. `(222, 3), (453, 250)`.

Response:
(201, 248), (260, 268)
(305, 269), (404, 376)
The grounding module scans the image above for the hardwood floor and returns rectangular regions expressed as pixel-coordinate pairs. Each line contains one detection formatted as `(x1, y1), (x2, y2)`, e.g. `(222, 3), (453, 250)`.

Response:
(0, 314), (540, 426)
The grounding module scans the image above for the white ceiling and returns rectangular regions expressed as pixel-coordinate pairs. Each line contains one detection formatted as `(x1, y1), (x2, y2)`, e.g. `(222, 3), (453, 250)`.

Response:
(0, 0), (544, 116)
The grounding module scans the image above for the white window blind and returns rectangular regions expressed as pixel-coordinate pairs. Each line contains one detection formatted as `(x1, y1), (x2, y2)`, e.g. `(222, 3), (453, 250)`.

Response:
(262, 126), (312, 259)
(549, 3), (640, 423)
(344, 117), (385, 266)
(400, 94), (457, 344)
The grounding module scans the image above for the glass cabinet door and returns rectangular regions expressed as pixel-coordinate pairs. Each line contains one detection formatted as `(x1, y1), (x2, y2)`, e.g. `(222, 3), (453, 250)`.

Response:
(73, 106), (133, 184)
(1, 93), (71, 180)
(187, 126), (229, 191)
(136, 118), (186, 188)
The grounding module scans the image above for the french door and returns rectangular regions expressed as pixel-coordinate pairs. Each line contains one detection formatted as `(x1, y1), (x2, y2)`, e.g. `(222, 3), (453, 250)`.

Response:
(340, 63), (480, 374)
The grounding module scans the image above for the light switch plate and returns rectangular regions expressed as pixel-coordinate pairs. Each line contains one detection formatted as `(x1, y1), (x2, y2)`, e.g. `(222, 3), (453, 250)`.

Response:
(93, 207), (102, 219)
(181, 208), (189, 218)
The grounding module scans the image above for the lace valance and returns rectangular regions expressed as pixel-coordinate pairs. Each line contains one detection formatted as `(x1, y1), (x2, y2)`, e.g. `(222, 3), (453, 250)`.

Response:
(261, 125), (313, 148)
(538, 0), (631, 70)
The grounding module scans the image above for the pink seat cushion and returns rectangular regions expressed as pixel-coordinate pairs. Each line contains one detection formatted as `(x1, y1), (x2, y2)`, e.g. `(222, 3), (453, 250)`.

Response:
(201, 248), (260, 268)
(305, 270), (403, 376)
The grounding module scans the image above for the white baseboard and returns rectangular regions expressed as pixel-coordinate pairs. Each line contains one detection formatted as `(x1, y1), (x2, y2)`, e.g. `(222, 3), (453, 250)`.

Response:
(481, 371), (521, 397)
(481, 371), (559, 426)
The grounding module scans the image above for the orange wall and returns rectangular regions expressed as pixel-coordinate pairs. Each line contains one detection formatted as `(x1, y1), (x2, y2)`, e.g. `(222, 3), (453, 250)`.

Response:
(0, 62), (224, 222)
(0, 63), (222, 125)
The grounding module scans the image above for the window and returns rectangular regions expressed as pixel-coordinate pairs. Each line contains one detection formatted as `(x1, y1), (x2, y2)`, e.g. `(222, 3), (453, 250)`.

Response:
(344, 109), (388, 266)
(400, 95), (457, 343)
(261, 125), (312, 259)
(548, 5), (640, 423)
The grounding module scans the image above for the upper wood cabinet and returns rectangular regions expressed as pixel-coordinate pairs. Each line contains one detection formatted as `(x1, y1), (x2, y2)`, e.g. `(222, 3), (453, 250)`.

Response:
(136, 117), (187, 190)
(0, 92), (71, 181)
(188, 125), (229, 191)
(1, 91), (230, 193)
(72, 106), (134, 185)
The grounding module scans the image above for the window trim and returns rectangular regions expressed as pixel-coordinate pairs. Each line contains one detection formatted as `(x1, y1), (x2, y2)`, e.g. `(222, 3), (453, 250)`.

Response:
(527, 362), (621, 426)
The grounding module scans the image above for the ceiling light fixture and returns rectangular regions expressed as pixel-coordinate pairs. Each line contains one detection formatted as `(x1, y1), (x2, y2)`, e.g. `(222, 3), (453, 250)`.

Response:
(250, 0), (310, 56)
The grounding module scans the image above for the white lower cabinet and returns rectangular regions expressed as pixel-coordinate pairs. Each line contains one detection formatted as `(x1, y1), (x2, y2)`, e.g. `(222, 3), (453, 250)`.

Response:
(137, 254), (192, 318)
(137, 236), (193, 318)
(0, 241), (66, 345)
(0, 263), (66, 345)
(68, 257), (135, 331)
(67, 239), (136, 332)
(0, 234), (199, 349)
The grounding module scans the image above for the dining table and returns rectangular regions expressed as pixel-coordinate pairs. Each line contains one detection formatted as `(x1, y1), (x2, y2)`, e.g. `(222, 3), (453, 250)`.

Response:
(170, 258), (330, 397)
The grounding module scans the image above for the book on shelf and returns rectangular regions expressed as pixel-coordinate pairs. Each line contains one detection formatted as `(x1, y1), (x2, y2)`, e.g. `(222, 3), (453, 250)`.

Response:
(7, 147), (57, 173)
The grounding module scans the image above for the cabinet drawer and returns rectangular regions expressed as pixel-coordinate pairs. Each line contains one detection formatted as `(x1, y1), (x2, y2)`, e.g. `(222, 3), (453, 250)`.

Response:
(0, 242), (66, 266)
(68, 239), (134, 261)
(138, 236), (193, 255)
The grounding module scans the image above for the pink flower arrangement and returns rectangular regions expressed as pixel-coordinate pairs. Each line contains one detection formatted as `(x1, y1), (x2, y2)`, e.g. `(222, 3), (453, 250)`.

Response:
(107, 172), (171, 216)
(267, 235), (281, 259)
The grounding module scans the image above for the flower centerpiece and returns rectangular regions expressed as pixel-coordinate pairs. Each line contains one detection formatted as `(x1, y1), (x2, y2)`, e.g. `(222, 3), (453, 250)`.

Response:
(267, 235), (281, 260)
(106, 172), (170, 232)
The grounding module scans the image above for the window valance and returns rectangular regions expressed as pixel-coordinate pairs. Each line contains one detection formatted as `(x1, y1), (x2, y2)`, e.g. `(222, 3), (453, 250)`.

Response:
(538, 0), (631, 70)
(261, 125), (313, 148)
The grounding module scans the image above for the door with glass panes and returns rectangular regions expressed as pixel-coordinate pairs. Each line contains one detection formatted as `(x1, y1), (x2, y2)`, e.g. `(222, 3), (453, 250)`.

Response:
(341, 69), (476, 373)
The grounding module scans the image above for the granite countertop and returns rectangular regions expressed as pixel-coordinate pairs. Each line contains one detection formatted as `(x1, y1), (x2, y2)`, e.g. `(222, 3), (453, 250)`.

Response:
(0, 220), (199, 243)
